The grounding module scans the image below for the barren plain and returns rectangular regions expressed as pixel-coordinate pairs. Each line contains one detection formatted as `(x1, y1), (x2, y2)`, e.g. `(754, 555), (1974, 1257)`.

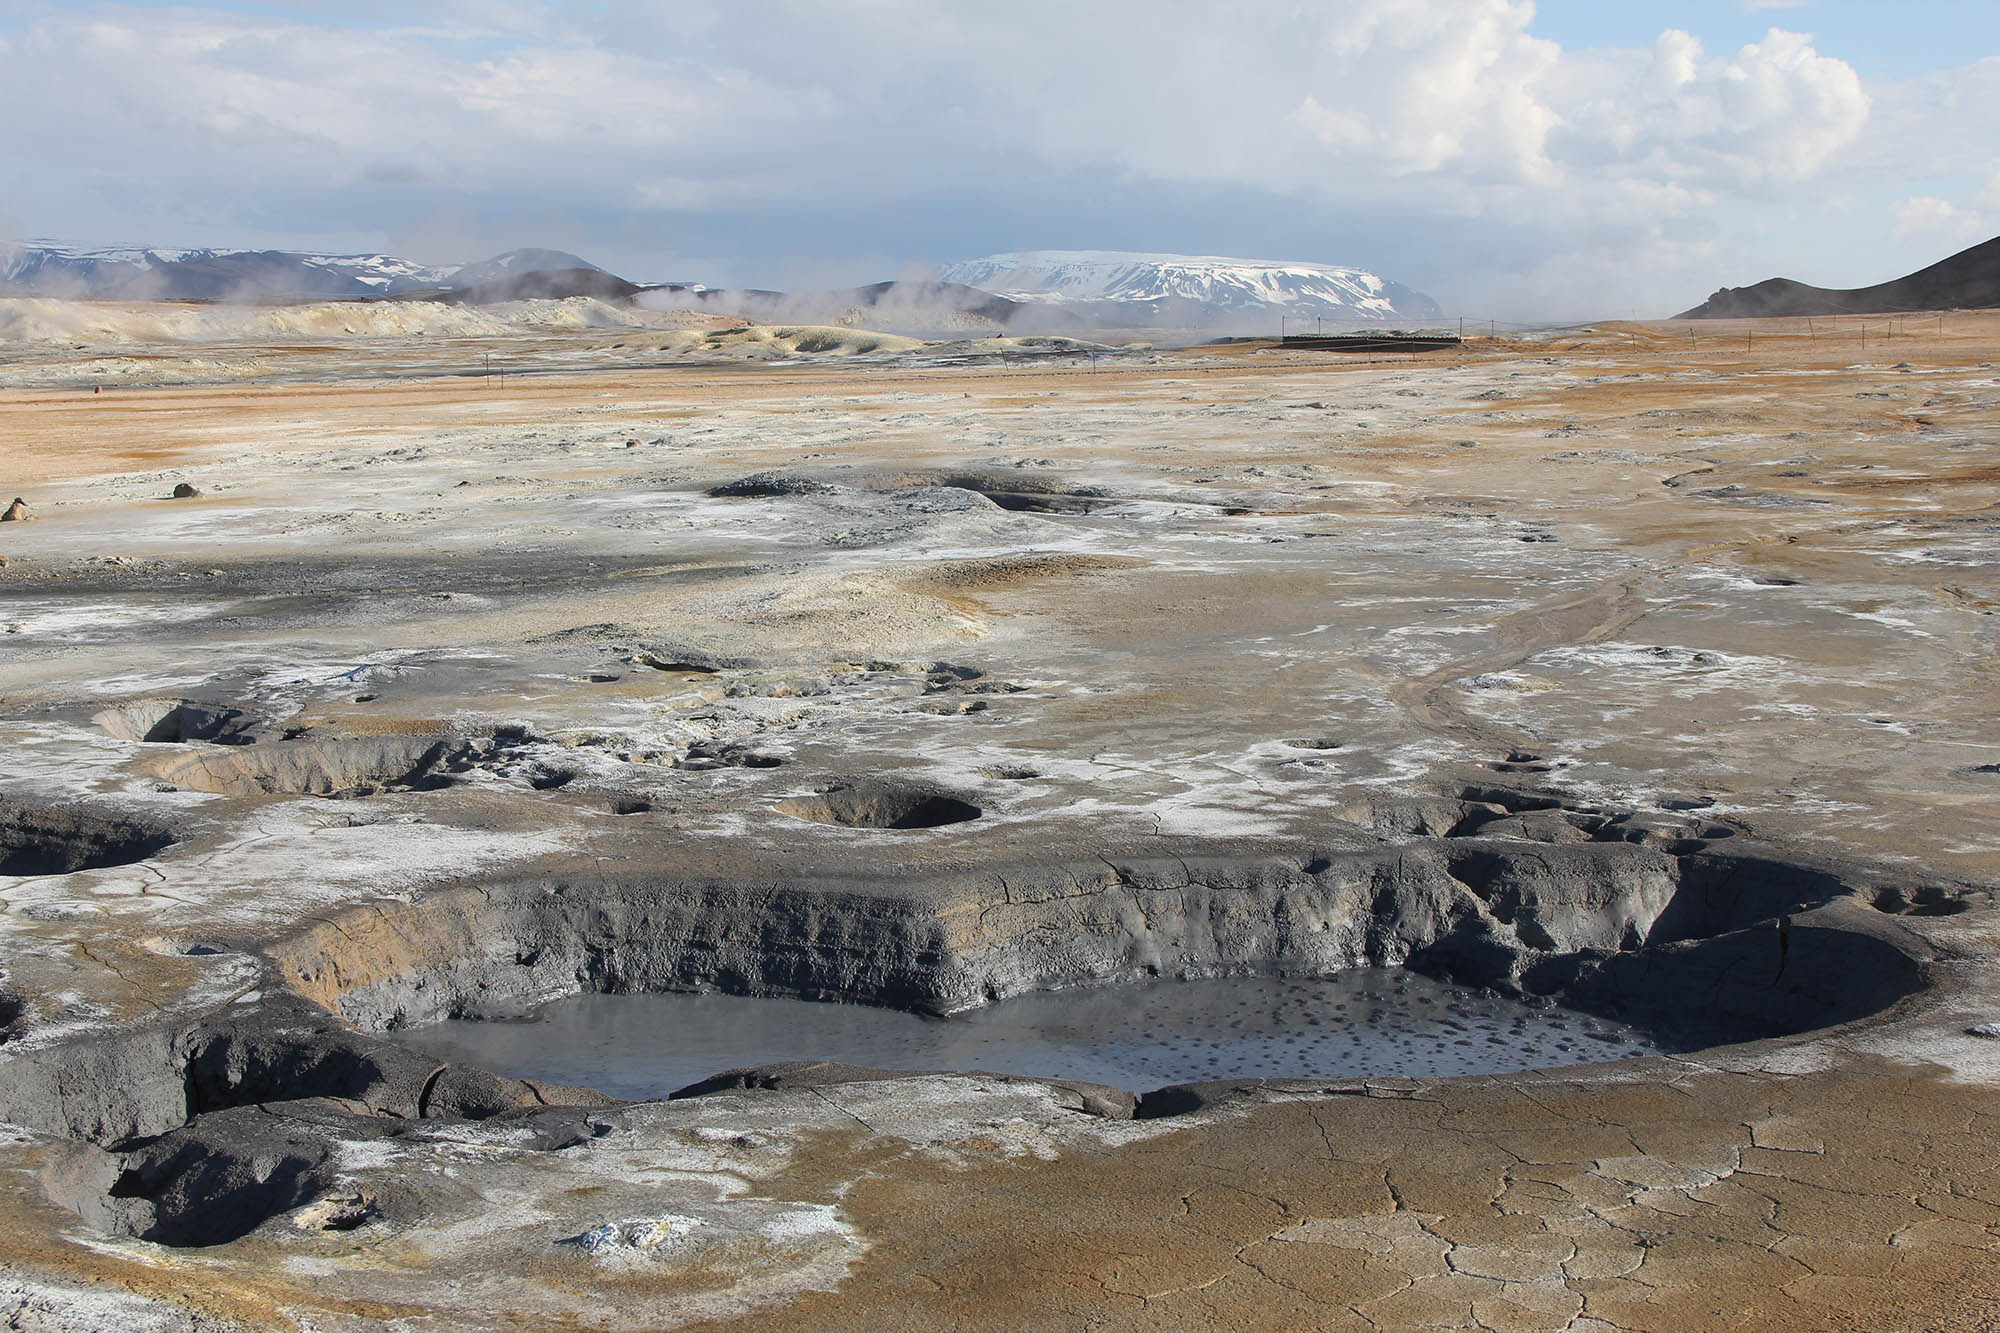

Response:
(1, 312), (1998, 1330)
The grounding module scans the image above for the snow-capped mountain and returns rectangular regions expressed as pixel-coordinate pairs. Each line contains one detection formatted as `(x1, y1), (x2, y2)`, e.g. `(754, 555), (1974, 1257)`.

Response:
(939, 250), (1439, 325)
(0, 242), (597, 301)
(0, 243), (185, 297)
(300, 252), (459, 291)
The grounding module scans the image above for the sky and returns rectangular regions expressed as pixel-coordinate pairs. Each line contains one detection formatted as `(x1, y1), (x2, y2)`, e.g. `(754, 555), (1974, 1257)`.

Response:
(0, 0), (1996, 319)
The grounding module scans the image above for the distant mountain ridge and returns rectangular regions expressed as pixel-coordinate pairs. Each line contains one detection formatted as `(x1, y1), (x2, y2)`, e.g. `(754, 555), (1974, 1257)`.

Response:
(939, 250), (1440, 326)
(1679, 234), (2000, 318)
(0, 242), (598, 302)
(1, 239), (1443, 333)
(652, 253), (1439, 335)
(646, 279), (1020, 334)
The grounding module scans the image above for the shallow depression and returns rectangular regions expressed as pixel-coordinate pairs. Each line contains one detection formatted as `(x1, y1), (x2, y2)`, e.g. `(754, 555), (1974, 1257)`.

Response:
(400, 970), (1674, 1099)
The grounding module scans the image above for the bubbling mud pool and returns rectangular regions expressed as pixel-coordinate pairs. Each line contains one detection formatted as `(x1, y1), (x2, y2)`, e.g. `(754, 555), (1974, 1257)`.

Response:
(401, 970), (1674, 1099)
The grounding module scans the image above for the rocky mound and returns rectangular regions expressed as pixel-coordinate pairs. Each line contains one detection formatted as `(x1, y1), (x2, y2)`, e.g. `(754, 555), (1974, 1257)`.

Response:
(411, 268), (642, 307)
(1679, 234), (2000, 318)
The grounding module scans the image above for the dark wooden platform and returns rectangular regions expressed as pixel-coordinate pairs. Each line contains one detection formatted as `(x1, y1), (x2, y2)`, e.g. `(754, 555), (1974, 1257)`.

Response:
(1280, 334), (1463, 353)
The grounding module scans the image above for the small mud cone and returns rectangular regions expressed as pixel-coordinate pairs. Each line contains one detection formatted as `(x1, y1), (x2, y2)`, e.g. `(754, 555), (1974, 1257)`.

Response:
(0, 498), (30, 522)
(171, 483), (203, 499)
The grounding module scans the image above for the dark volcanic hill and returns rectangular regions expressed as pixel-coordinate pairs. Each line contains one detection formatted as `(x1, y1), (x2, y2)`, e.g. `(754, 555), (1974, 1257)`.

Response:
(403, 268), (642, 306)
(1680, 234), (2000, 318)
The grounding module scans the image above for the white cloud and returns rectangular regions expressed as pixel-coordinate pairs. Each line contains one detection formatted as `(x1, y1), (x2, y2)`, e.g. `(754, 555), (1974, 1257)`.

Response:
(1835, 57), (2000, 182)
(0, 1), (1952, 318)
(1890, 195), (1985, 244)
(1286, 4), (1562, 183)
(1550, 28), (1868, 192)
(1980, 171), (2000, 214)
(0, 7), (1866, 208)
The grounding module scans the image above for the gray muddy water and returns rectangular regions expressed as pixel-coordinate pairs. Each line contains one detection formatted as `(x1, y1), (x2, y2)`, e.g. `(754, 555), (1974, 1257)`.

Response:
(401, 969), (1674, 1099)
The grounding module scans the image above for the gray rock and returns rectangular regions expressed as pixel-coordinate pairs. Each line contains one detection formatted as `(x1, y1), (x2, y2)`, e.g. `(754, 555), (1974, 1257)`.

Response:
(707, 472), (836, 498)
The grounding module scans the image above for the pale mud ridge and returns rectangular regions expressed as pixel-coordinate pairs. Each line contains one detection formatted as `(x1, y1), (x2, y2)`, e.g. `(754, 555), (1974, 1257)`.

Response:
(0, 317), (1998, 1330)
(0, 297), (1083, 393)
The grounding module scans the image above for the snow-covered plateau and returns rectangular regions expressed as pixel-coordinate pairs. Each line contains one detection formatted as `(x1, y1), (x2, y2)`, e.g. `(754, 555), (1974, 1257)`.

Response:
(939, 250), (1439, 323)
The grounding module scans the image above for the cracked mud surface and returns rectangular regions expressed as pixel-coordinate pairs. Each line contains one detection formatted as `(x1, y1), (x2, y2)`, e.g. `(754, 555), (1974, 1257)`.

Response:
(1, 318), (1999, 1329)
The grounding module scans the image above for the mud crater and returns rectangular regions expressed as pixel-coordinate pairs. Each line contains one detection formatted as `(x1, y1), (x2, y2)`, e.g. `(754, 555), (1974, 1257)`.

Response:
(0, 792), (1943, 1254)
(0, 799), (175, 876)
(137, 735), (465, 797)
(92, 698), (263, 746)
(708, 468), (1112, 515)
(100, 702), (591, 801)
(777, 779), (983, 829)
(1872, 884), (1971, 917)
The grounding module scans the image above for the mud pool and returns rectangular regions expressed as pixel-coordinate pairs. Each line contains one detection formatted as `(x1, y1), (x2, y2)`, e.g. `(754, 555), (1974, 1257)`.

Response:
(401, 970), (1673, 1098)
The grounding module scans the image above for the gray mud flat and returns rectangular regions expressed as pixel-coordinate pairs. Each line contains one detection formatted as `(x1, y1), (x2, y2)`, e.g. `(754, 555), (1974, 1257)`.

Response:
(401, 970), (1670, 1099)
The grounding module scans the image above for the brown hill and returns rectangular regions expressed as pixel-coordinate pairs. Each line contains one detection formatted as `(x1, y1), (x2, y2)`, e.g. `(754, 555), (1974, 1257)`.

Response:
(1679, 234), (2000, 318)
